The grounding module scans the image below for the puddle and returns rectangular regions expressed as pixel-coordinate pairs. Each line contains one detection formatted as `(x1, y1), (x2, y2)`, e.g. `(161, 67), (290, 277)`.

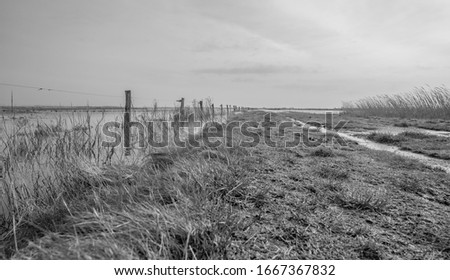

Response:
(335, 132), (450, 173)
(345, 126), (450, 138)
(262, 109), (343, 114)
(287, 117), (450, 173)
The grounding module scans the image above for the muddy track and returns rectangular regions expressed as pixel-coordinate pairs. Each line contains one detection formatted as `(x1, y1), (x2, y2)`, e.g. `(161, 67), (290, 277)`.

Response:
(288, 117), (450, 173)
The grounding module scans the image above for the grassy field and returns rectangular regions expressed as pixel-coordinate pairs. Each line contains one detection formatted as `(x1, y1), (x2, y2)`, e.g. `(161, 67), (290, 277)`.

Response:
(1, 110), (449, 260)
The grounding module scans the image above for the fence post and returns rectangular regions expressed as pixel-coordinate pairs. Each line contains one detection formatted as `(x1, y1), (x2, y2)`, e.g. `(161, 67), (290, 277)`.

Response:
(124, 90), (131, 156)
(211, 104), (215, 120)
(220, 104), (223, 120)
(199, 100), (203, 124)
(10, 90), (15, 119)
(177, 97), (185, 121)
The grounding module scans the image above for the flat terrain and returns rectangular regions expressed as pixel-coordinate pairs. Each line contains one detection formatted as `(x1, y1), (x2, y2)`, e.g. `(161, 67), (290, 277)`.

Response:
(1, 110), (449, 259)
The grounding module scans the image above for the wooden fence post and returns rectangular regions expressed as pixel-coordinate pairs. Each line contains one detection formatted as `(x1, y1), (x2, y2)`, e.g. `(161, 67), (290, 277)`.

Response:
(220, 104), (223, 120)
(199, 100), (203, 124)
(10, 90), (15, 119)
(177, 97), (185, 121)
(124, 90), (131, 156)
(211, 104), (215, 120)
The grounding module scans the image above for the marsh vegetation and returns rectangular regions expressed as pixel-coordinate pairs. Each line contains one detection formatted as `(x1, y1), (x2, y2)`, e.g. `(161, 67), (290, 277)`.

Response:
(1, 106), (449, 260)
(343, 86), (450, 119)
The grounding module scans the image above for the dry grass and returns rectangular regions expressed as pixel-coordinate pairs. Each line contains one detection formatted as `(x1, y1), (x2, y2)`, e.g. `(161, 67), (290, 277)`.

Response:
(343, 86), (450, 119)
(5, 148), (252, 259)
(333, 183), (389, 212)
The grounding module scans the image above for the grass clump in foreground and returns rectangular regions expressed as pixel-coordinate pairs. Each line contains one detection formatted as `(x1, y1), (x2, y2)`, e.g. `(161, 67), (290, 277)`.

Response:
(333, 183), (389, 212)
(1, 146), (254, 259)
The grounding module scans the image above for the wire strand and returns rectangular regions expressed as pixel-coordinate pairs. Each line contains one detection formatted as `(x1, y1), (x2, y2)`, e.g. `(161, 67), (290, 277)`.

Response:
(0, 82), (122, 98)
(1, 81), (184, 103)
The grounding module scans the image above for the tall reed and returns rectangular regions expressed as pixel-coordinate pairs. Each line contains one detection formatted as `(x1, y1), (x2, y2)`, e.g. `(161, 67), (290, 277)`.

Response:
(0, 105), (168, 229)
(342, 86), (450, 119)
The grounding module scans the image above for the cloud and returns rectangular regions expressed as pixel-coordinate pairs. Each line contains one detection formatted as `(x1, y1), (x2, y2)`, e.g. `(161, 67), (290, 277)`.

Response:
(195, 64), (313, 75)
(192, 41), (250, 52)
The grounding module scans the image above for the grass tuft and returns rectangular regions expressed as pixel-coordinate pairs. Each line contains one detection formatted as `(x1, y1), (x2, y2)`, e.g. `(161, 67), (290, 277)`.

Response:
(367, 132), (400, 144)
(310, 147), (335, 157)
(334, 184), (389, 212)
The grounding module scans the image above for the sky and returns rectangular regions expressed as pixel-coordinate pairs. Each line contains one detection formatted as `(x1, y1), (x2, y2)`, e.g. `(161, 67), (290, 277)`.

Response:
(1, 0), (450, 108)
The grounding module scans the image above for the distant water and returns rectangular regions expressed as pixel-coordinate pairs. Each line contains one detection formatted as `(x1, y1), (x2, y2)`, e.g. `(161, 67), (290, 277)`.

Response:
(0, 109), (229, 148)
(1, 109), (174, 133)
(263, 109), (343, 114)
(348, 126), (450, 138)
